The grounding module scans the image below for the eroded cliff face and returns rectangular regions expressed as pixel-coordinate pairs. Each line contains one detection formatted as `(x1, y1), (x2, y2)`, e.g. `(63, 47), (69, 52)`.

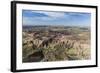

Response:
(22, 26), (90, 63)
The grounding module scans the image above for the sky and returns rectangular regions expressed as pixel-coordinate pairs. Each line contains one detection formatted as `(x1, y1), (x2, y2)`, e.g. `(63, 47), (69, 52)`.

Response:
(22, 10), (91, 27)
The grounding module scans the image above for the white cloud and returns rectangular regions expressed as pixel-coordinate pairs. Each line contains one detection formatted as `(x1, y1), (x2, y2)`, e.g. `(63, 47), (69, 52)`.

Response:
(31, 11), (66, 18)
(23, 11), (72, 25)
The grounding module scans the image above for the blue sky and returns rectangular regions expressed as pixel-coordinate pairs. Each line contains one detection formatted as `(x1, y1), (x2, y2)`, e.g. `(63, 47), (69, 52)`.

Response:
(22, 10), (91, 27)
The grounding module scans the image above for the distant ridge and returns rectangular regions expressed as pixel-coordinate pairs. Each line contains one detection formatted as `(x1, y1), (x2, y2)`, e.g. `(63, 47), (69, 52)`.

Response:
(23, 24), (90, 28)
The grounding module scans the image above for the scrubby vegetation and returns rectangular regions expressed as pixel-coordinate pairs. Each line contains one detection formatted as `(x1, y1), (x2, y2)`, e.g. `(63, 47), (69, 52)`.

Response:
(22, 26), (91, 63)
